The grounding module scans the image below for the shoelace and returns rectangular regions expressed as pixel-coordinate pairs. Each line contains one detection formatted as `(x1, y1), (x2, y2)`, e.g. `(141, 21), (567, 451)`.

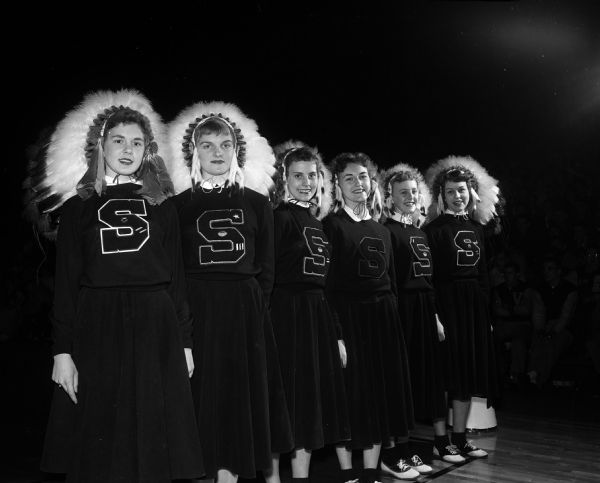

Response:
(411, 455), (425, 465)
(446, 444), (461, 454)
(464, 441), (479, 450)
(396, 459), (412, 471)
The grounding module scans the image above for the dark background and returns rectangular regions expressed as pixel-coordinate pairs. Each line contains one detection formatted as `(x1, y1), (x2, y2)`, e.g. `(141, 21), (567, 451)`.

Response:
(6, 0), (600, 254)
(2, 0), (600, 479)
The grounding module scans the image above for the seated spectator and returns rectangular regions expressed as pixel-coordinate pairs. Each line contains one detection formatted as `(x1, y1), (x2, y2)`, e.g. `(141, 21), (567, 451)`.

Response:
(492, 262), (536, 384)
(527, 257), (578, 387)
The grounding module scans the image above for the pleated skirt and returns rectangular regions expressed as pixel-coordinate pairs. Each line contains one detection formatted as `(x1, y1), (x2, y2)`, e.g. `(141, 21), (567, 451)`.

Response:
(435, 280), (498, 403)
(270, 287), (350, 450)
(398, 290), (447, 422)
(187, 277), (293, 479)
(41, 287), (204, 483)
(331, 291), (414, 449)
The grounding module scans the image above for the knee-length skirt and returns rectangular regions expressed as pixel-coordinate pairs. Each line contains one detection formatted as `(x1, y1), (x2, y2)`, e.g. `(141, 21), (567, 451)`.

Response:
(187, 277), (293, 479)
(398, 290), (447, 422)
(331, 291), (414, 449)
(271, 287), (350, 450)
(435, 280), (498, 403)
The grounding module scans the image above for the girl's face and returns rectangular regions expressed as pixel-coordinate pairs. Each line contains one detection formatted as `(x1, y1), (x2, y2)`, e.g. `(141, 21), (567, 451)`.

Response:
(444, 180), (470, 213)
(103, 123), (145, 178)
(391, 179), (418, 215)
(287, 160), (318, 202)
(195, 131), (235, 178)
(339, 163), (370, 204)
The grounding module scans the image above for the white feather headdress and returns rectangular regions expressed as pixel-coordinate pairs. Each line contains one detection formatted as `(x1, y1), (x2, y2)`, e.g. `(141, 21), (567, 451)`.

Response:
(24, 89), (168, 237)
(425, 155), (500, 225)
(166, 101), (276, 196)
(272, 139), (333, 220)
(380, 162), (432, 226)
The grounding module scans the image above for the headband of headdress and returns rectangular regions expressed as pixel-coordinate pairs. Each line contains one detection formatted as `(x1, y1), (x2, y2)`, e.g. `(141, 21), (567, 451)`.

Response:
(424, 155), (500, 225)
(272, 140), (333, 220)
(380, 162), (432, 226)
(166, 101), (276, 196)
(23, 89), (172, 239)
(330, 152), (383, 221)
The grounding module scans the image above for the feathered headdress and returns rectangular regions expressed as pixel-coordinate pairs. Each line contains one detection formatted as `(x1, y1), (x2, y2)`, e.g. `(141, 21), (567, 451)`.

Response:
(23, 89), (172, 239)
(272, 140), (333, 220)
(166, 101), (276, 196)
(330, 152), (383, 221)
(424, 155), (500, 225)
(380, 162), (432, 226)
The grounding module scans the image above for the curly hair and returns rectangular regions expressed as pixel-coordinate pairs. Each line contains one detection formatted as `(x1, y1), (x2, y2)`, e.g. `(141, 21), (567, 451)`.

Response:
(272, 144), (323, 208)
(329, 152), (382, 219)
(432, 165), (478, 210)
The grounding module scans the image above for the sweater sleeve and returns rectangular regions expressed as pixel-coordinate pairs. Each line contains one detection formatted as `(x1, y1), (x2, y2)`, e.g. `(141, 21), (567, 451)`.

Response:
(163, 201), (193, 348)
(256, 195), (275, 301)
(322, 216), (343, 340)
(476, 224), (491, 304)
(51, 198), (83, 356)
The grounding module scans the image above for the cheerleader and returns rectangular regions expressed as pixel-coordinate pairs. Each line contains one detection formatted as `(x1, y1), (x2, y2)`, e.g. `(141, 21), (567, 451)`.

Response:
(165, 102), (292, 483)
(423, 155), (501, 459)
(380, 163), (465, 467)
(29, 90), (203, 482)
(323, 153), (418, 483)
(266, 141), (350, 483)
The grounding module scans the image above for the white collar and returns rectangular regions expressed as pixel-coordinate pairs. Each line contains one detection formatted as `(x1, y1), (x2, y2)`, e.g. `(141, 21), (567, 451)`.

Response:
(445, 208), (468, 216)
(343, 204), (371, 222)
(105, 175), (141, 186)
(288, 199), (312, 209)
(389, 211), (414, 225)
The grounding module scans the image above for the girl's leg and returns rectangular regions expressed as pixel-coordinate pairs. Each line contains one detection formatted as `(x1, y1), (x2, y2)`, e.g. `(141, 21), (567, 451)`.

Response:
(264, 454), (280, 483)
(291, 448), (312, 478)
(433, 415), (465, 463)
(336, 445), (353, 470)
(217, 468), (238, 483)
(433, 417), (447, 437)
(450, 399), (487, 458)
(361, 445), (382, 483)
(336, 445), (357, 483)
(363, 443), (381, 469)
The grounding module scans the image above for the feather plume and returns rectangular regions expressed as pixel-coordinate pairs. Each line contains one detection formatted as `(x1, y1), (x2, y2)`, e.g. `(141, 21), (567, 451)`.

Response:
(166, 101), (275, 196)
(424, 155), (500, 225)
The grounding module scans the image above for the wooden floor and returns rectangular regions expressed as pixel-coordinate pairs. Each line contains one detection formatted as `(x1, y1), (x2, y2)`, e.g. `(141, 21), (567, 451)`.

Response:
(2, 338), (600, 482)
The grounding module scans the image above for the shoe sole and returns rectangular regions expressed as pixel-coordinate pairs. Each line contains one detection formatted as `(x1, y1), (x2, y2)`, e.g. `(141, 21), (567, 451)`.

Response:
(380, 462), (420, 480)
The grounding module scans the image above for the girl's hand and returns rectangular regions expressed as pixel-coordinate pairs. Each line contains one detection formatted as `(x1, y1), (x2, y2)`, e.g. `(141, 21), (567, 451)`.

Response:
(52, 353), (78, 404)
(435, 314), (446, 342)
(338, 340), (347, 368)
(184, 348), (194, 378)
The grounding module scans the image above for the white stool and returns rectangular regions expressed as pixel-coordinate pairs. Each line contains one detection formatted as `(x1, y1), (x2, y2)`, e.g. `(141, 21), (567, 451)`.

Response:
(448, 397), (497, 432)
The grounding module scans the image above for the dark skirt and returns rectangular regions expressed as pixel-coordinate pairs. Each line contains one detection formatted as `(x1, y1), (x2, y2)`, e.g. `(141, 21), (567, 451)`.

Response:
(41, 287), (203, 483)
(270, 287), (350, 450)
(187, 277), (293, 479)
(331, 291), (414, 449)
(435, 280), (498, 403)
(398, 290), (447, 422)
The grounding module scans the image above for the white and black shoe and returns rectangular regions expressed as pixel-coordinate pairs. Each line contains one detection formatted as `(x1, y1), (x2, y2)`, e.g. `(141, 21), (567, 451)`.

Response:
(433, 444), (466, 464)
(409, 454), (433, 474)
(460, 441), (488, 458)
(380, 459), (420, 480)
